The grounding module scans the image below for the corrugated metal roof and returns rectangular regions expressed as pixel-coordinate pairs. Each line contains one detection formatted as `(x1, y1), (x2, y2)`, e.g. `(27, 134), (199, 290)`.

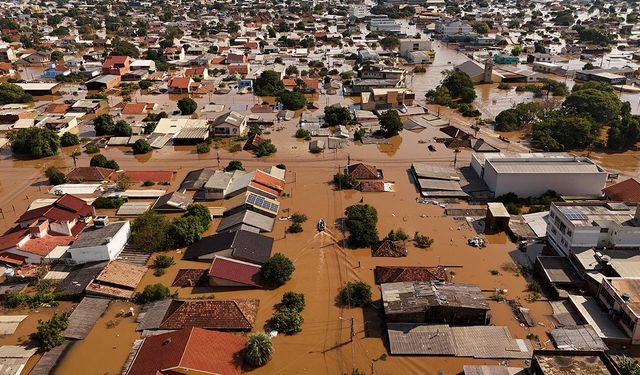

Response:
(490, 161), (600, 174)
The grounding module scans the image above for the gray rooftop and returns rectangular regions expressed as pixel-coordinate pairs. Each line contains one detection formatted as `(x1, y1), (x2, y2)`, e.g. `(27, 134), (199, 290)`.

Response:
(69, 221), (128, 249)
(381, 281), (489, 315)
(217, 209), (274, 233)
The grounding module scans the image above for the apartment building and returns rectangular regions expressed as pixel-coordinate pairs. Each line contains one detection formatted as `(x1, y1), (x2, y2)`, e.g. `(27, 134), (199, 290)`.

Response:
(597, 277), (640, 344)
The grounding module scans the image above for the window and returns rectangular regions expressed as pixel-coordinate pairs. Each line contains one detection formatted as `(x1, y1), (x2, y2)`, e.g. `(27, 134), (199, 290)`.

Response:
(600, 228), (609, 233)
(550, 212), (555, 219)
(567, 230), (572, 237)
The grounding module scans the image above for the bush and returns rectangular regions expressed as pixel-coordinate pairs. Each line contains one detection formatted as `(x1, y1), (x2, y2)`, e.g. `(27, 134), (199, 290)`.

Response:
(338, 281), (372, 307)
(256, 139), (277, 157)
(458, 103), (480, 117)
(31, 312), (70, 351)
(497, 82), (511, 90)
(281, 292), (305, 312)
(132, 139), (152, 154)
(278, 90), (306, 110)
(60, 132), (80, 147)
(387, 228), (408, 241)
(276, 164), (286, 170)
(225, 160), (244, 171)
(142, 180), (155, 186)
(92, 197), (125, 209)
(287, 222), (303, 233)
(153, 254), (175, 269)
(45, 167), (67, 185)
(414, 232), (433, 248)
(85, 144), (100, 154)
(10, 127), (60, 158)
(134, 283), (171, 304)
(261, 253), (295, 286)
(270, 307), (304, 334)
(345, 204), (379, 248)
(413, 66), (426, 73)
(138, 80), (153, 89)
(295, 128), (311, 138)
(333, 173), (357, 189)
(229, 143), (242, 152)
(243, 332), (273, 368)
(90, 154), (119, 170)
(290, 213), (308, 223)
(153, 268), (166, 277)
(177, 97), (197, 115)
(196, 142), (209, 154)
(324, 106), (352, 126)
(131, 211), (171, 251)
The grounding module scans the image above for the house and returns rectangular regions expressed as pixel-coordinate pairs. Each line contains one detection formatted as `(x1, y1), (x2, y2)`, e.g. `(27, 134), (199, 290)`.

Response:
(208, 256), (265, 288)
(209, 111), (247, 137)
(35, 116), (78, 134)
(492, 55), (520, 64)
(167, 77), (194, 93)
(471, 153), (608, 198)
(15, 82), (61, 96)
(374, 266), (449, 284)
(183, 229), (273, 264)
(164, 47), (185, 61)
(530, 350), (620, 375)
(85, 260), (147, 299)
(486, 202), (510, 231)
(185, 66), (208, 80)
(124, 327), (246, 375)
(546, 202), (640, 257)
(435, 20), (477, 41)
(70, 99), (104, 114)
(372, 240), (407, 257)
(381, 281), (490, 325)
(0, 62), (14, 76)
(597, 278), (640, 344)
(203, 170), (246, 200)
(226, 53), (247, 64)
(0, 46), (17, 62)
(180, 168), (216, 191)
(16, 194), (94, 236)
(228, 63), (250, 75)
(101, 56), (131, 75)
(22, 51), (50, 64)
(224, 191), (280, 217)
(455, 60), (501, 83)
(0, 345), (37, 375)
(346, 163), (383, 180)
(67, 221), (130, 264)
(360, 88), (415, 111)
(85, 75), (121, 90)
(151, 191), (193, 213)
(137, 298), (259, 331)
(217, 209), (275, 233)
(42, 63), (71, 79)
(602, 178), (640, 204)
(130, 59), (156, 72)
(399, 39), (434, 64)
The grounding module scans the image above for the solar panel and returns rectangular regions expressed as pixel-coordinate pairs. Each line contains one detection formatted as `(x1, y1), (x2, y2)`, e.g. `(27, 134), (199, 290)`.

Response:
(559, 207), (588, 221)
(246, 193), (279, 213)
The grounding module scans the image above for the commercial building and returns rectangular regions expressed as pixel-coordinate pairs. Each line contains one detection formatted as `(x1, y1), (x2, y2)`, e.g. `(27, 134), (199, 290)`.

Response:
(399, 39), (434, 64)
(369, 18), (401, 32)
(67, 221), (130, 264)
(349, 4), (368, 18)
(597, 277), (640, 344)
(547, 202), (640, 256)
(471, 153), (608, 198)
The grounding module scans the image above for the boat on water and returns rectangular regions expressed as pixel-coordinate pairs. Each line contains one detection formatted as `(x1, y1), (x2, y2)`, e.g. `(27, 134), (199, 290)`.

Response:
(317, 218), (326, 232)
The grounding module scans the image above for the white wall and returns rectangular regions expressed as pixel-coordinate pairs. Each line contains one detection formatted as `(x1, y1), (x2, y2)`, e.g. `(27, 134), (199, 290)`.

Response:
(68, 222), (130, 264)
(486, 169), (607, 197)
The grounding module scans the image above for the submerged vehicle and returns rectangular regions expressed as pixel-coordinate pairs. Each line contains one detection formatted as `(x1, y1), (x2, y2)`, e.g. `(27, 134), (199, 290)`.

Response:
(317, 218), (326, 232)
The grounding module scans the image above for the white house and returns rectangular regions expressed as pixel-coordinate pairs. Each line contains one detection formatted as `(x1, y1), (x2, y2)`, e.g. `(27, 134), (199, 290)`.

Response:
(67, 221), (130, 264)
(209, 111), (247, 137)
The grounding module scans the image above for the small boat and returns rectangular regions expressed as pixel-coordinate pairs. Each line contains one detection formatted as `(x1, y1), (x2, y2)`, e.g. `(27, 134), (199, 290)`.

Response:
(317, 218), (326, 232)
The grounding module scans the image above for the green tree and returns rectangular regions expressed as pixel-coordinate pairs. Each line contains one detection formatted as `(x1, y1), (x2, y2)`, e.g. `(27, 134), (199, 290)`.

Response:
(333, 173), (357, 189)
(45, 166), (66, 185)
(324, 106), (352, 126)
(562, 88), (622, 123)
(380, 35), (400, 50)
(60, 132), (80, 147)
(532, 111), (597, 151)
(472, 22), (490, 34)
(285, 65), (299, 76)
(168, 215), (205, 247)
(278, 90), (306, 110)
(254, 70), (285, 96)
(0, 83), (32, 104)
(345, 204), (378, 248)
(93, 114), (115, 136)
(261, 253), (295, 285)
(153, 254), (175, 269)
(225, 160), (244, 171)
(50, 50), (63, 61)
(494, 102), (543, 131)
(132, 139), (152, 154)
(441, 70), (475, 99)
(243, 332), (273, 368)
(256, 139), (277, 157)
(110, 37), (140, 58)
(177, 97), (197, 115)
(131, 211), (171, 251)
(270, 307), (304, 334)
(32, 312), (70, 351)
(11, 128), (60, 158)
(134, 283), (171, 304)
(281, 292), (305, 312)
(338, 281), (372, 307)
(184, 204), (212, 228)
(379, 109), (403, 137)
(113, 120), (132, 136)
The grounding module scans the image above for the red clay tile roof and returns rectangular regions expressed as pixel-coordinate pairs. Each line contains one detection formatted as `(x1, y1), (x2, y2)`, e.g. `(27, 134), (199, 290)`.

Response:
(374, 266), (449, 284)
(359, 181), (385, 192)
(17, 232), (76, 256)
(372, 240), (407, 257)
(172, 269), (207, 287)
(347, 163), (381, 180)
(122, 103), (148, 115)
(228, 64), (249, 74)
(304, 79), (319, 90)
(110, 170), (174, 183)
(282, 78), (296, 87)
(17, 194), (94, 224)
(0, 62), (12, 72)
(160, 299), (259, 330)
(208, 256), (264, 288)
(66, 167), (115, 182)
(253, 170), (285, 192)
(168, 77), (192, 89)
(44, 103), (71, 114)
(185, 67), (206, 76)
(0, 227), (30, 251)
(102, 55), (130, 68)
(127, 327), (246, 375)
(603, 178), (640, 203)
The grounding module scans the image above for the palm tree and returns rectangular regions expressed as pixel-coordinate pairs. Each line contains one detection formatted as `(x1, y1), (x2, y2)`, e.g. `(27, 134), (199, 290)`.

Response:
(243, 332), (273, 367)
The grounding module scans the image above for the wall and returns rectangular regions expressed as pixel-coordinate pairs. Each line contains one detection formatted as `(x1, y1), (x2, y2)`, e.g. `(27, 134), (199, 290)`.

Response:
(486, 169), (607, 197)
(69, 222), (130, 264)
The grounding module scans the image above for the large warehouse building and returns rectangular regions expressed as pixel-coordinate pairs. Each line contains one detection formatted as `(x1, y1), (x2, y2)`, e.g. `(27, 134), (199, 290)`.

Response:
(471, 153), (609, 198)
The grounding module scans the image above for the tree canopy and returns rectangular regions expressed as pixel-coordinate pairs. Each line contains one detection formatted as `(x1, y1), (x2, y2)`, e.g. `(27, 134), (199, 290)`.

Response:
(11, 127), (60, 158)
(254, 70), (285, 96)
(261, 253), (295, 285)
(278, 90), (306, 110)
(379, 109), (403, 137)
(0, 83), (32, 105)
(324, 106), (352, 126)
(345, 204), (379, 248)
(177, 97), (197, 115)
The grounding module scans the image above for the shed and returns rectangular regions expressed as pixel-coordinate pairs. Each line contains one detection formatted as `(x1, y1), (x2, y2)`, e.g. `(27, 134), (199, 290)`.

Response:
(63, 297), (110, 339)
(486, 202), (510, 232)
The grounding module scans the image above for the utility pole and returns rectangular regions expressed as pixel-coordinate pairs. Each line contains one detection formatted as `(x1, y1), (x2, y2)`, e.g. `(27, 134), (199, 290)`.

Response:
(349, 317), (354, 343)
